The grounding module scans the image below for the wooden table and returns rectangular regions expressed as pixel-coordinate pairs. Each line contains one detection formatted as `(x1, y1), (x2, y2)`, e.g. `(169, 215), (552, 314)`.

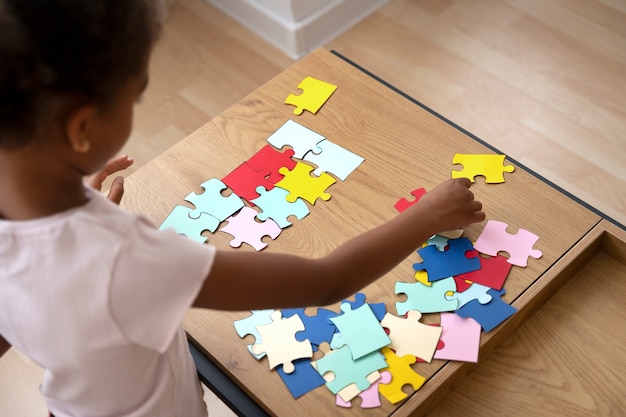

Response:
(121, 48), (626, 416)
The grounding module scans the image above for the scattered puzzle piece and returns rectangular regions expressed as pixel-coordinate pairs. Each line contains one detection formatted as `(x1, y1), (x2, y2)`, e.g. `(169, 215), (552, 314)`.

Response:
(452, 276), (474, 293)
(434, 313), (481, 363)
(473, 220), (542, 267)
(233, 309), (275, 359)
(275, 161), (336, 204)
(251, 186), (310, 228)
(414, 270), (431, 287)
(246, 144), (297, 183)
(285, 76), (337, 115)
(336, 371), (392, 408)
(341, 292), (386, 321)
(281, 307), (337, 350)
(451, 153), (515, 183)
(330, 302), (391, 360)
(302, 139), (365, 181)
(455, 288), (517, 332)
(335, 371), (381, 403)
(381, 310), (443, 363)
(184, 178), (244, 221)
(395, 278), (458, 315)
(445, 283), (493, 308)
(394, 188), (426, 213)
(378, 347), (426, 404)
(276, 358), (326, 399)
(427, 234), (449, 251)
(222, 162), (275, 202)
(219, 206), (281, 251)
(314, 343), (387, 394)
(251, 311), (313, 374)
(455, 253), (512, 290)
(266, 119), (325, 158)
(159, 205), (219, 243)
(413, 237), (480, 281)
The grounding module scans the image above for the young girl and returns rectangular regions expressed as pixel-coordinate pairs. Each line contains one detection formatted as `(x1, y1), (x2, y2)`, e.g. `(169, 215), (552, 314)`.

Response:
(0, 1), (485, 416)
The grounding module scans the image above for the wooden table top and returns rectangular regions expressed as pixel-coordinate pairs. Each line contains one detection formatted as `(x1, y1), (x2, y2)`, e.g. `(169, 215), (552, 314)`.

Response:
(121, 48), (601, 416)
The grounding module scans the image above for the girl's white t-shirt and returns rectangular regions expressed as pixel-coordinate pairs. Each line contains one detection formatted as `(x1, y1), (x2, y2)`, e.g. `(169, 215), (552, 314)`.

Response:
(0, 188), (216, 417)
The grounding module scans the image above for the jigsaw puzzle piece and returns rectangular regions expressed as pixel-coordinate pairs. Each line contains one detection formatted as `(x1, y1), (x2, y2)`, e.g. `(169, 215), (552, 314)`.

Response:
(455, 253), (512, 290)
(427, 234), (450, 251)
(473, 220), (543, 267)
(219, 206), (282, 251)
(159, 205), (219, 243)
(266, 119), (325, 158)
(455, 288), (517, 332)
(433, 313), (482, 362)
(250, 311), (313, 374)
(275, 162), (336, 204)
(281, 307), (338, 350)
(394, 188), (426, 213)
(444, 282), (493, 308)
(414, 270), (431, 286)
(314, 343), (387, 394)
(452, 276), (474, 292)
(378, 347), (426, 404)
(395, 278), (458, 315)
(276, 358), (326, 399)
(451, 153), (515, 183)
(302, 139), (365, 181)
(341, 292), (386, 321)
(330, 302), (391, 360)
(233, 309), (275, 359)
(336, 371), (391, 408)
(381, 311), (443, 363)
(285, 76), (337, 115)
(184, 178), (244, 221)
(334, 371), (381, 403)
(413, 237), (480, 281)
(246, 145), (297, 183)
(222, 162), (275, 202)
(251, 186), (310, 228)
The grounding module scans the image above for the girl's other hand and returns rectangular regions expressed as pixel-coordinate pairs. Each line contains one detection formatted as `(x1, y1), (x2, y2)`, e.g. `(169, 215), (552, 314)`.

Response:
(85, 155), (134, 205)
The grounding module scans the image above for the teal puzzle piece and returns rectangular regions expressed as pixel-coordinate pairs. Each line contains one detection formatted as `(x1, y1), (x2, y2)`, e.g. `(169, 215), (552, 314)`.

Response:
(395, 278), (458, 315)
(330, 302), (391, 360)
(159, 205), (219, 243)
(315, 345), (387, 394)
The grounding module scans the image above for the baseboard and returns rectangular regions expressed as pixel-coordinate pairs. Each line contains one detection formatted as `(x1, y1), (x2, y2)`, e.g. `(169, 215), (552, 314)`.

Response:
(205, 0), (388, 60)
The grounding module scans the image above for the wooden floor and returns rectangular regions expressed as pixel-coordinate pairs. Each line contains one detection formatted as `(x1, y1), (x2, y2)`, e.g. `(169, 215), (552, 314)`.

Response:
(1, 0), (624, 415)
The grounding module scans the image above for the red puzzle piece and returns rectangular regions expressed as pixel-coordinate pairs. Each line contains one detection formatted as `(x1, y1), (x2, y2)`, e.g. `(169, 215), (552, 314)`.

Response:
(222, 162), (275, 202)
(246, 145), (297, 184)
(394, 188), (426, 213)
(455, 254), (513, 290)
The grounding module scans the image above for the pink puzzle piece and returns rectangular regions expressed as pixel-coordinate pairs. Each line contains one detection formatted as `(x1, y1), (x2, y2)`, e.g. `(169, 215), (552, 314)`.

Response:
(336, 371), (392, 409)
(394, 188), (426, 213)
(433, 313), (481, 363)
(219, 207), (281, 251)
(473, 220), (542, 267)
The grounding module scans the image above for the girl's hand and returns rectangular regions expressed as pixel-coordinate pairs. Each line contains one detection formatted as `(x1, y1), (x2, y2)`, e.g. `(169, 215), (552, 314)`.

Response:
(85, 155), (134, 205)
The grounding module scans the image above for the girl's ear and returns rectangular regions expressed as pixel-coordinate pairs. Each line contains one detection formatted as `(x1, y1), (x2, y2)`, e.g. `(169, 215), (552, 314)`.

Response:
(65, 105), (98, 153)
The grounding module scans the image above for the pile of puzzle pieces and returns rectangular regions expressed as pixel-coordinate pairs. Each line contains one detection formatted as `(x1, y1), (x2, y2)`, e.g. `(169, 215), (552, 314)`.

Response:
(234, 150), (544, 409)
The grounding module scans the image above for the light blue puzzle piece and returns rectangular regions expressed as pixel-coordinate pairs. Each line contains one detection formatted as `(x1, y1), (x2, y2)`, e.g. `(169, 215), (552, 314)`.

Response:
(303, 139), (365, 181)
(266, 119), (325, 158)
(250, 186), (310, 228)
(184, 178), (244, 222)
(233, 309), (275, 359)
(445, 283), (493, 308)
(427, 234), (449, 251)
(315, 345), (387, 394)
(159, 205), (219, 243)
(395, 278), (458, 315)
(329, 302), (390, 360)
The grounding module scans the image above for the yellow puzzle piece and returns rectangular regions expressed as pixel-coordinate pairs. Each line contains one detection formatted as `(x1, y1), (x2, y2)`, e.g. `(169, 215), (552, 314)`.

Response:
(451, 154), (515, 183)
(285, 76), (337, 115)
(378, 347), (426, 404)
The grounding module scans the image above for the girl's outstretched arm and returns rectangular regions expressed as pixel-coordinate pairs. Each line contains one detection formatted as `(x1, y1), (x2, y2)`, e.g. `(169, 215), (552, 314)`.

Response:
(193, 178), (485, 311)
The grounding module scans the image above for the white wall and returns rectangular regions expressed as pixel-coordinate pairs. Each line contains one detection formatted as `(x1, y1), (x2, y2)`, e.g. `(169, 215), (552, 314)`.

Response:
(205, 0), (389, 59)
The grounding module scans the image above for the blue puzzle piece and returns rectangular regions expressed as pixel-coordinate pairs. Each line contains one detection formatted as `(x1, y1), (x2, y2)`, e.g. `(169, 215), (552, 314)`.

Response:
(281, 307), (338, 351)
(184, 178), (244, 221)
(395, 278), (458, 315)
(159, 205), (219, 243)
(315, 345), (387, 394)
(233, 309), (275, 359)
(413, 237), (481, 281)
(277, 358), (326, 398)
(251, 186), (310, 228)
(455, 288), (517, 332)
(330, 302), (390, 360)
(445, 282), (493, 308)
(302, 139), (365, 181)
(341, 292), (386, 321)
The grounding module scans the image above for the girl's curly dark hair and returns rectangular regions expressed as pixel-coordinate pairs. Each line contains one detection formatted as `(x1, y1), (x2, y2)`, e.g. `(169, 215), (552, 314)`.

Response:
(0, 0), (161, 149)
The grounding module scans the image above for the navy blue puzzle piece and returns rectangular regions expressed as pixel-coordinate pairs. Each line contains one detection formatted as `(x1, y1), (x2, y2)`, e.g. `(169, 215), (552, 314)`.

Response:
(413, 237), (481, 281)
(455, 288), (517, 332)
(282, 307), (338, 350)
(276, 358), (326, 398)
